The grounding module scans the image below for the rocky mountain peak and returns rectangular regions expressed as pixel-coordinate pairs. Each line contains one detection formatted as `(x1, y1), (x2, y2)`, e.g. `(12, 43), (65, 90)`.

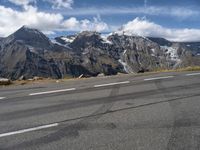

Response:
(12, 26), (44, 38)
(78, 31), (100, 37)
(75, 31), (102, 42)
(6, 26), (52, 49)
(69, 31), (104, 53)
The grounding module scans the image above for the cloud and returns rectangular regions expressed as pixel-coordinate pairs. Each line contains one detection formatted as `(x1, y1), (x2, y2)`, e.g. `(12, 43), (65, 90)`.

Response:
(116, 17), (200, 42)
(61, 6), (200, 18)
(8, 0), (36, 7)
(44, 0), (74, 9)
(8, 0), (30, 6)
(1, 3), (199, 42)
(0, 5), (108, 37)
(61, 16), (108, 32)
(8, 0), (73, 9)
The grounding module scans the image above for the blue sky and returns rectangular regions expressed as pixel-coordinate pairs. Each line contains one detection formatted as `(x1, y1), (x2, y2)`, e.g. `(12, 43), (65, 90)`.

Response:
(0, 0), (200, 41)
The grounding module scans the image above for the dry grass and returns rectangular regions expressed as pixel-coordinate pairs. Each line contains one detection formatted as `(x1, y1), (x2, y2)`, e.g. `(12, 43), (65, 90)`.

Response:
(11, 77), (57, 86)
(176, 66), (200, 71)
(153, 66), (200, 73)
(62, 75), (74, 80)
(2, 66), (200, 87)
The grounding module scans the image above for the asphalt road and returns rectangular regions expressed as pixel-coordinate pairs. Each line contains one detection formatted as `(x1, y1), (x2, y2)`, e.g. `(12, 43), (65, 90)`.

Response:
(0, 71), (200, 150)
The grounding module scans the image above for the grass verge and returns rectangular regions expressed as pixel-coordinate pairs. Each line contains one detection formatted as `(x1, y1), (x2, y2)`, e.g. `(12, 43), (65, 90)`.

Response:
(153, 66), (200, 73)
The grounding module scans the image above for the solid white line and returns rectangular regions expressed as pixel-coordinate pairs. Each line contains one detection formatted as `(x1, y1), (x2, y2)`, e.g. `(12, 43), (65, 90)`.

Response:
(29, 88), (76, 96)
(94, 81), (130, 88)
(0, 123), (58, 138)
(185, 72), (200, 76)
(144, 76), (174, 81)
(0, 97), (5, 100)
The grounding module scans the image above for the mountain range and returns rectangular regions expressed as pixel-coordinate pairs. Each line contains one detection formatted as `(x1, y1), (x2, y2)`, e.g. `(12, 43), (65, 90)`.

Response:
(0, 26), (200, 80)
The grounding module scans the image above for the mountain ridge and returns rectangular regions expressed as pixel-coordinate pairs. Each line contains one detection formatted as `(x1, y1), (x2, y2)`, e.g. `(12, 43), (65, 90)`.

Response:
(0, 26), (199, 80)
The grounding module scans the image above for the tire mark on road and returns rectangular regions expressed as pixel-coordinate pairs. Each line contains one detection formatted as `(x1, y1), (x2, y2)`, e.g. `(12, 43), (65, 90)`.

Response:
(3, 85), (120, 150)
(2, 82), (200, 121)
(155, 80), (197, 150)
(3, 82), (200, 149)
(82, 85), (119, 122)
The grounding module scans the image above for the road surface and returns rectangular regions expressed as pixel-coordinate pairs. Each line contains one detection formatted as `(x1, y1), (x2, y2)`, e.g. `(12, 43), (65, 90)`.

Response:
(0, 71), (200, 150)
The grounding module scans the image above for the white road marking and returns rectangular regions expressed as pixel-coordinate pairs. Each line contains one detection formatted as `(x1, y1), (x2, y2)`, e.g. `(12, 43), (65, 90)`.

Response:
(0, 123), (58, 138)
(185, 72), (200, 76)
(29, 88), (76, 96)
(0, 97), (5, 100)
(94, 81), (130, 88)
(144, 76), (174, 81)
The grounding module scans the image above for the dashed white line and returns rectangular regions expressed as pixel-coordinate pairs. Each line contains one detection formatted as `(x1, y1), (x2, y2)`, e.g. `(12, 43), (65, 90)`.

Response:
(29, 88), (76, 96)
(94, 81), (130, 88)
(144, 76), (174, 81)
(0, 97), (5, 100)
(185, 72), (200, 76)
(0, 123), (58, 138)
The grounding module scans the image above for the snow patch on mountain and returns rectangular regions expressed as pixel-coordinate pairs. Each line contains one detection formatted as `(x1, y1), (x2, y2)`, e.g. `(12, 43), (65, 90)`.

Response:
(118, 49), (133, 73)
(27, 45), (37, 53)
(82, 49), (90, 55)
(61, 36), (75, 43)
(51, 39), (72, 49)
(161, 46), (180, 61)
(118, 59), (129, 73)
(123, 50), (127, 55)
(51, 39), (64, 46)
(101, 35), (112, 44)
(151, 48), (155, 53)
(151, 48), (156, 56)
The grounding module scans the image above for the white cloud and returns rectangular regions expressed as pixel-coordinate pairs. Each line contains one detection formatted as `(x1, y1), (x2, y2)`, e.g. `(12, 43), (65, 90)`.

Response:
(8, 0), (29, 6)
(116, 17), (200, 42)
(62, 17), (79, 29)
(8, 0), (73, 9)
(0, 5), (108, 37)
(44, 0), (73, 9)
(61, 6), (199, 18)
(61, 16), (108, 32)
(1, 4), (199, 42)
(8, 0), (36, 7)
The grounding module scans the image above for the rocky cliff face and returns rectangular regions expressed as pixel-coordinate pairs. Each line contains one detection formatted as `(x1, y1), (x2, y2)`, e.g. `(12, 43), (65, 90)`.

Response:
(147, 37), (200, 68)
(107, 34), (167, 73)
(0, 26), (199, 80)
(0, 27), (95, 79)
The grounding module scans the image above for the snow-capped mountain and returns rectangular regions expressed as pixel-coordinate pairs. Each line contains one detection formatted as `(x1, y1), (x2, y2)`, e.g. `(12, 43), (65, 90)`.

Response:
(0, 26), (199, 80)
